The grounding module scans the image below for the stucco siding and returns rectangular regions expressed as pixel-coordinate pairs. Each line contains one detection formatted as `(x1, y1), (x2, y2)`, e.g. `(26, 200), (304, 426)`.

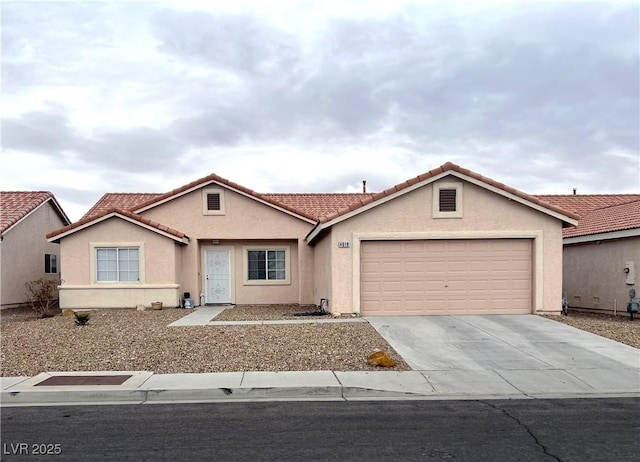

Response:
(1, 202), (67, 308)
(141, 187), (316, 305)
(312, 230), (333, 310)
(563, 236), (639, 313)
(57, 217), (181, 308)
(323, 178), (564, 314)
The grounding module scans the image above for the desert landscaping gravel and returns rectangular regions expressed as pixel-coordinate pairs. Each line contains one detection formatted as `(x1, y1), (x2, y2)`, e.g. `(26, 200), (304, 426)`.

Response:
(0, 307), (409, 376)
(1, 306), (637, 377)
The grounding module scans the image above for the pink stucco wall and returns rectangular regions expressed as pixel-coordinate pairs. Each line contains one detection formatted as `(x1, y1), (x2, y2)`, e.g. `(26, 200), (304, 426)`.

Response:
(316, 177), (564, 314)
(1, 202), (67, 308)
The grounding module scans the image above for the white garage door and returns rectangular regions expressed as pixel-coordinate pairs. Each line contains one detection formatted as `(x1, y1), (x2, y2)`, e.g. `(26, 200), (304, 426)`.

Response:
(361, 239), (532, 316)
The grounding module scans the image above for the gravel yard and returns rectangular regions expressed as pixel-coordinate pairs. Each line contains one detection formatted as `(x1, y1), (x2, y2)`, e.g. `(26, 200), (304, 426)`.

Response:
(542, 311), (640, 349)
(2, 306), (637, 377)
(0, 307), (409, 376)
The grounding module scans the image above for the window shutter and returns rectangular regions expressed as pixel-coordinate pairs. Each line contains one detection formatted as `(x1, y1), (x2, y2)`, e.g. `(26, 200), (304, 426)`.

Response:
(439, 189), (457, 212)
(207, 193), (221, 211)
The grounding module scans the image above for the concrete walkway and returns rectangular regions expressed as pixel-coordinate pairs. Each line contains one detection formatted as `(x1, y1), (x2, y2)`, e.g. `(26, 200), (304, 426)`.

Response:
(168, 307), (226, 326)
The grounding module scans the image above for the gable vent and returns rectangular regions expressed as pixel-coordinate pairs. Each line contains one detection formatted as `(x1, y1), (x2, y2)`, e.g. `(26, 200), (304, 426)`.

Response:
(207, 193), (221, 211)
(439, 189), (457, 212)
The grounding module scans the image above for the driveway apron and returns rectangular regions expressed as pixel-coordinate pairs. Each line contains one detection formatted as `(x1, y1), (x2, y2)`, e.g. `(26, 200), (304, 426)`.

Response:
(366, 315), (640, 396)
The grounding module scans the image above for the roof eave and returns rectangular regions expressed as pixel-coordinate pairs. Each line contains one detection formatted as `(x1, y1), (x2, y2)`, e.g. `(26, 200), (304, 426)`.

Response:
(2, 196), (70, 237)
(47, 212), (189, 244)
(134, 179), (316, 224)
(306, 169), (579, 243)
(563, 227), (640, 244)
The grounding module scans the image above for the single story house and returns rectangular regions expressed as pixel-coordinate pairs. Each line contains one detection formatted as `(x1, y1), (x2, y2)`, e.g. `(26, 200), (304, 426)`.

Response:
(47, 162), (579, 316)
(537, 194), (640, 314)
(1, 191), (71, 309)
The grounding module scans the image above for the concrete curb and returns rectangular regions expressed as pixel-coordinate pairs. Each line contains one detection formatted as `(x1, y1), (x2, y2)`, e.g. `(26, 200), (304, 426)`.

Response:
(2, 369), (640, 407)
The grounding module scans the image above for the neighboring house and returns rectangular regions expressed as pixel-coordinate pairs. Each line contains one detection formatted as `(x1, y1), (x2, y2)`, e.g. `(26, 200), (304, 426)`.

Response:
(1, 191), (71, 309)
(47, 162), (578, 315)
(537, 194), (640, 314)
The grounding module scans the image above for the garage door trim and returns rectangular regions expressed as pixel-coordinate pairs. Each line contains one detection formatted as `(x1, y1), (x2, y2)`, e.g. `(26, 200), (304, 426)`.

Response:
(352, 230), (544, 315)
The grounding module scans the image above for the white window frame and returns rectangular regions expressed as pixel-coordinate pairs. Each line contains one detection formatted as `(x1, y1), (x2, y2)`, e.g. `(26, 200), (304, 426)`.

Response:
(432, 181), (463, 218)
(90, 242), (144, 284)
(202, 188), (225, 216)
(243, 245), (291, 285)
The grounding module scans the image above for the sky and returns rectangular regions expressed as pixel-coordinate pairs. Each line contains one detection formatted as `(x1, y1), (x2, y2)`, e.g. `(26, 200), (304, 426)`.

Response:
(1, 0), (639, 222)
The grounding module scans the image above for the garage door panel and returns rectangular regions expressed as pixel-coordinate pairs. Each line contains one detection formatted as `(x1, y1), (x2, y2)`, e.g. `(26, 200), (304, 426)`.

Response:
(361, 239), (532, 315)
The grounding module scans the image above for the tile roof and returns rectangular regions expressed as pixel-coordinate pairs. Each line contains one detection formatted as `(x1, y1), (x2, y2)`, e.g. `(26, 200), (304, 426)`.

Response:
(316, 162), (580, 223)
(554, 194), (640, 238)
(535, 194), (640, 219)
(0, 191), (69, 234)
(263, 193), (375, 220)
(47, 208), (188, 242)
(82, 193), (163, 220)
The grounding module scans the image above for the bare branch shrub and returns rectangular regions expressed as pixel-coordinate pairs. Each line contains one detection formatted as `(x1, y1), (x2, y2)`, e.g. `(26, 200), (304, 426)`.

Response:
(24, 278), (59, 318)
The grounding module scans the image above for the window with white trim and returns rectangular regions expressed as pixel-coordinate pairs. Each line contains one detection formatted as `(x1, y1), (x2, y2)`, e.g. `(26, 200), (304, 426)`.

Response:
(433, 182), (463, 218)
(96, 247), (140, 282)
(45, 254), (57, 274)
(248, 250), (286, 281)
(243, 246), (291, 285)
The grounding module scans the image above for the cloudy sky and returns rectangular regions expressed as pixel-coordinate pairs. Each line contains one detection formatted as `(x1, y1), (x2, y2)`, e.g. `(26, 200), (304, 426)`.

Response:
(2, 0), (638, 221)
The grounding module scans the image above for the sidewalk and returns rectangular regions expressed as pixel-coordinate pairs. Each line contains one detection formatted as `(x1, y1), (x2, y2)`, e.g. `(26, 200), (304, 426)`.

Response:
(3, 367), (639, 407)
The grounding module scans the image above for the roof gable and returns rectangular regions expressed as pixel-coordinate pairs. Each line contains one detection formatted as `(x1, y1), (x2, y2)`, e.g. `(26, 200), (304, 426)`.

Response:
(47, 208), (189, 244)
(0, 191), (71, 235)
(131, 173), (318, 223)
(306, 162), (580, 242)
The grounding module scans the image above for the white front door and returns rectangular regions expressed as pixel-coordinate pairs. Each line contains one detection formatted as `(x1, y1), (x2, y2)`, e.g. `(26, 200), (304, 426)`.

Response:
(204, 249), (232, 304)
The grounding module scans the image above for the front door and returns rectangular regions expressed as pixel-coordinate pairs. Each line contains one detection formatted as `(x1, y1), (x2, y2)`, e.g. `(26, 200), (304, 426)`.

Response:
(204, 249), (232, 304)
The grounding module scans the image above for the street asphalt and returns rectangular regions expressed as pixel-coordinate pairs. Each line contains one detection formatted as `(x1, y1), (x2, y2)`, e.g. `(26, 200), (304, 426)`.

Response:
(1, 312), (638, 406)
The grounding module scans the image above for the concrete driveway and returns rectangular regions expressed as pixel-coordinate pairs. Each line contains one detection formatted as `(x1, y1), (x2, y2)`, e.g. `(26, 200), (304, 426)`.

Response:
(367, 315), (640, 397)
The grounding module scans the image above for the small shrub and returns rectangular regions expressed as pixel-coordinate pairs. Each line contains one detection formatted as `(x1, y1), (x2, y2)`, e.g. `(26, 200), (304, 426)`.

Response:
(24, 278), (59, 318)
(74, 311), (90, 326)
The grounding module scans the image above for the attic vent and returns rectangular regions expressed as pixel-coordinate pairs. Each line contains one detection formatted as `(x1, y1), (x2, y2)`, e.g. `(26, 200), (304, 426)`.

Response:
(207, 193), (221, 211)
(439, 189), (457, 212)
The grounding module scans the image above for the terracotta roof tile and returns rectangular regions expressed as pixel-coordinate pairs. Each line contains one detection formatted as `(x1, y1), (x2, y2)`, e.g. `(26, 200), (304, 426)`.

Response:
(263, 193), (374, 220)
(562, 199), (640, 238)
(1, 191), (54, 233)
(535, 194), (640, 238)
(82, 193), (163, 220)
(535, 194), (640, 219)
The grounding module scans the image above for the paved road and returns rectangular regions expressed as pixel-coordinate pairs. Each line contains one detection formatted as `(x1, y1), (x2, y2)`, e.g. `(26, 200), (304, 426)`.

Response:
(2, 399), (639, 461)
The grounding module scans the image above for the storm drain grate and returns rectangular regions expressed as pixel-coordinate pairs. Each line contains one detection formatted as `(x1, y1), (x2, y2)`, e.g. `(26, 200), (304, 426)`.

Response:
(35, 375), (133, 386)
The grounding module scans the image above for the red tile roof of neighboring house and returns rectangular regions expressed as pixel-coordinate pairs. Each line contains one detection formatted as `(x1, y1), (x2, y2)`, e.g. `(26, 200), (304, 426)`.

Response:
(47, 208), (188, 241)
(561, 199), (640, 238)
(1, 191), (70, 234)
(316, 162), (580, 223)
(535, 194), (640, 219)
(535, 195), (640, 238)
(82, 193), (163, 220)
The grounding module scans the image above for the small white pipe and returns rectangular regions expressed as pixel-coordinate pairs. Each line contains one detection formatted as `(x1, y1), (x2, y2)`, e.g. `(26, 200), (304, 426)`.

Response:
(614, 299), (617, 316)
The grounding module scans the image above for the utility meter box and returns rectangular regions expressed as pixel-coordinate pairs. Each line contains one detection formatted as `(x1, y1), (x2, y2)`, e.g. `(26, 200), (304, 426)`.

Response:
(624, 261), (636, 285)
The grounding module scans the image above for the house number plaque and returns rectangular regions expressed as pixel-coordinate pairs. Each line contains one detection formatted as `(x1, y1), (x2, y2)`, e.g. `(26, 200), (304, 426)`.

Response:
(338, 241), (350, 248)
